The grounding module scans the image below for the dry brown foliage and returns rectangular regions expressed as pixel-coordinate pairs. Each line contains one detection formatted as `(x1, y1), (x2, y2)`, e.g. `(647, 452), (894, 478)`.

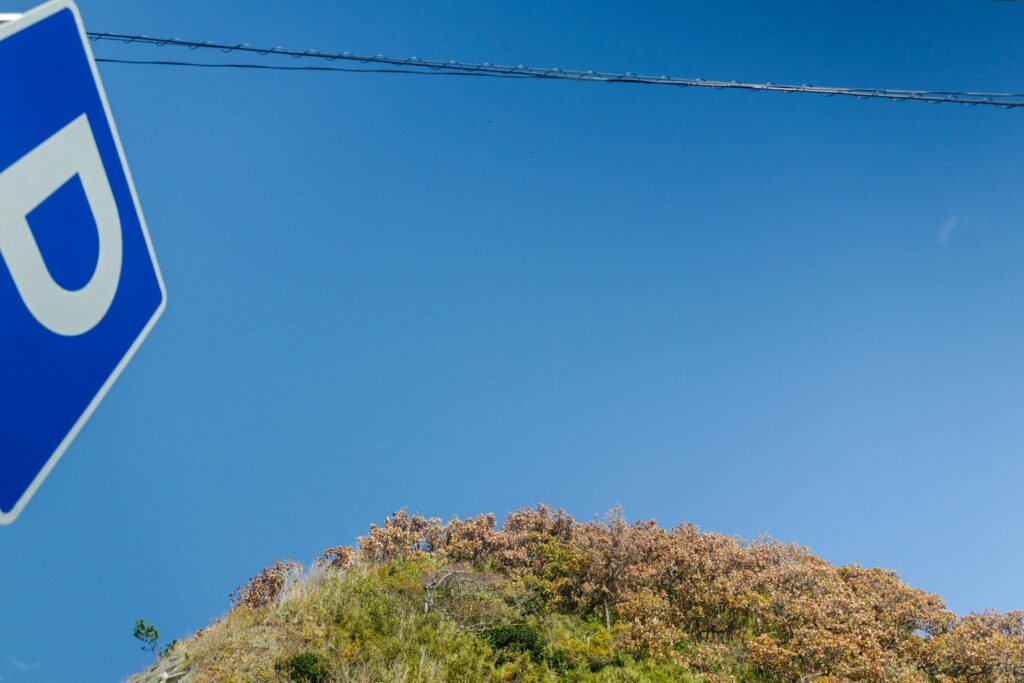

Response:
(317, 545), (356, 571)
(920, 609), (1024, 682)
(330, 505), (1022, 682)
(355, 509), (444, 562)
(219, 506), (1019, 682)
(229, 559), (302, 609)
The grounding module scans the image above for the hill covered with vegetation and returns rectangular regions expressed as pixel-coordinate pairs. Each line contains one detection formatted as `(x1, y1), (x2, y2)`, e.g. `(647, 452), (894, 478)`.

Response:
(133, 506), (1024, 682)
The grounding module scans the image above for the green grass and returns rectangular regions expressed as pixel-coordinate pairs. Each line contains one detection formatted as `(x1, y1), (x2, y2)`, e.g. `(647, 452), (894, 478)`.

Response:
(158, 558), (710, 683)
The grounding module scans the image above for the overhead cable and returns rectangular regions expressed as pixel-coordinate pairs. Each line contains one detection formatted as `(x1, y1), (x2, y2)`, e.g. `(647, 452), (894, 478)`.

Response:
(87, 32), (1024, 109)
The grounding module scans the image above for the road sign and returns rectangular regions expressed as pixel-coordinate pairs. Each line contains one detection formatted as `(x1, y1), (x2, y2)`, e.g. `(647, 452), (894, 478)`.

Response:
(0, 0), (166, 523)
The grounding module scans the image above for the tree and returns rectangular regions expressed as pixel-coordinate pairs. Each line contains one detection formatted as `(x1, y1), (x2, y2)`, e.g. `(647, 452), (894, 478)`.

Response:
(133, 619), (160, 660)
(573, 506), (654, 628)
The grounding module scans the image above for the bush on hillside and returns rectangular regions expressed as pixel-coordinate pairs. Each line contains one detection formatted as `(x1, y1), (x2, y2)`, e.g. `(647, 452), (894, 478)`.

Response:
(274, 652), (329, 683)
(135, 505), (1024, 683)
(229, 559), (302, 609)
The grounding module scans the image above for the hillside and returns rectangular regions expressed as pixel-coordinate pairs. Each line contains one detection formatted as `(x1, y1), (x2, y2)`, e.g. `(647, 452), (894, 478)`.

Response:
(131, 506), (1024, 682)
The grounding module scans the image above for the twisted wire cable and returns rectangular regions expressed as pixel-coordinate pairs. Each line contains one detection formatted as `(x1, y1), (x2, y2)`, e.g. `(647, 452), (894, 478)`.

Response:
(86, 32), (1024, 109)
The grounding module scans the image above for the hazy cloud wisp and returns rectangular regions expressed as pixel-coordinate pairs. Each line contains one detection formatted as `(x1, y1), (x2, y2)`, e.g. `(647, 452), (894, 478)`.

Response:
(938, 215), (959, 244)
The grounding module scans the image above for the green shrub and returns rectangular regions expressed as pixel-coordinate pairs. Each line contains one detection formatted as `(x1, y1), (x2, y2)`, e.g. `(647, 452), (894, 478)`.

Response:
(275, 652), (330, 683)
(485, 623), (546, 664)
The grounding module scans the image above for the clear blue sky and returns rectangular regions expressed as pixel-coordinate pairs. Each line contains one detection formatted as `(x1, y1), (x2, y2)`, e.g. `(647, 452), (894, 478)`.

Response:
(2, 0), (1024, 679)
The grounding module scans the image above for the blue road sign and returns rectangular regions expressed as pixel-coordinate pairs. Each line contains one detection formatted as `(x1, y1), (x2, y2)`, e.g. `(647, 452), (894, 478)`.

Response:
(0, 1), (166, 523)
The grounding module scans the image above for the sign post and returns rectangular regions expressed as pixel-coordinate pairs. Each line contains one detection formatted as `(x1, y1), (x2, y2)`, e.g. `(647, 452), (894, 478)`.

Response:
(0, 0), (166, 523)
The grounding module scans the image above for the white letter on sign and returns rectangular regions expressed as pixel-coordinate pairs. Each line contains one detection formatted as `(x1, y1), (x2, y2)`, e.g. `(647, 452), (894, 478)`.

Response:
(0, 114), (123, 336)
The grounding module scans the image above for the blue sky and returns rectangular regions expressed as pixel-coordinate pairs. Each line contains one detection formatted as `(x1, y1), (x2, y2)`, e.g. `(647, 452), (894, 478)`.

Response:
(2, 0), (1024, 679)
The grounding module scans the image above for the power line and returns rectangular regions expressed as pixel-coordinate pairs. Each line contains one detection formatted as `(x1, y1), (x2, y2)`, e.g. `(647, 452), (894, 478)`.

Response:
(93, 57), (539, 79)
(87, 31), (1024, 109)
